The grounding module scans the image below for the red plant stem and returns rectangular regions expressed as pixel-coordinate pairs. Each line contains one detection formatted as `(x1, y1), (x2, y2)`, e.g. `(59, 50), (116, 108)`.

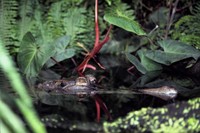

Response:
(77, 25), (112, 73)
(95, 99), (101, 122)
(93, 95), (112, 120)
(77, 56), (91, 72)
(94, 0), (100, 48)
(91, 25), (112, 55)
(100, 25), (112, 45)
(76, 0), (112, 75)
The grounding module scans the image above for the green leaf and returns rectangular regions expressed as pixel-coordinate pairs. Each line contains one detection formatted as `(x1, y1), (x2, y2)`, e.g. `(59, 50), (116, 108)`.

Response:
(54, 36), (71, 51)
(145, 40), (200, 65)
(125, 53), (147, 74)
(133, 71), (162, 87)
(158, 40), (200, 60)
(138, 49), (163, 71)
(104, 13), (146, 36)
(18, 32), (55, 77)
(18, 0), (34, 40)
(149, 7), (169, 27)
(145, 50), (187, 65)
(46, 48), (75, 67)
(0, 100), (28, 133)
(45, 36), (75, 67)
(63, 8), (87, 41)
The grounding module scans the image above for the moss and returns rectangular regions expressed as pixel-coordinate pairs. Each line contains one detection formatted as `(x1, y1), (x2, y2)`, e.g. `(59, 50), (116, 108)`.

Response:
(103, 97), (200, 133)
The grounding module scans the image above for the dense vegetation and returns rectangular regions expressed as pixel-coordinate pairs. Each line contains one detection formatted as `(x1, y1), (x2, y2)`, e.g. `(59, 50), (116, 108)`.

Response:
(0, 0), (200, 132)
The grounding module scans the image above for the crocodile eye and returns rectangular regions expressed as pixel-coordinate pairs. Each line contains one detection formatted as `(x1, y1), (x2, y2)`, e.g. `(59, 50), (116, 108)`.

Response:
(90, 78), (96, 84)
(86, 75), (96, 84)
(60, 82), (65, 87)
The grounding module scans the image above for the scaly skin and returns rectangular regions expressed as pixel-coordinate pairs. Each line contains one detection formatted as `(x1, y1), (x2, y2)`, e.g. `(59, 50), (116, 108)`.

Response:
(103, 97), (200, 133)
(37, 75), (97, 94)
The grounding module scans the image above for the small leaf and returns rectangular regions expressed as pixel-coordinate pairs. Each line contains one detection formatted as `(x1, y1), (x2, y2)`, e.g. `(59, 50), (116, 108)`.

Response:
(104, 13), (146, 36)
(46, 48), (75, 67)
(138, 49), (163, 71)
(45, 36), (75, 67)
(18, 32), (55, 77)
(149, 7), (169, 27)
(134, 71), (162, 87)
(125, 53), (147, 74)
(54, 36), (71, 52)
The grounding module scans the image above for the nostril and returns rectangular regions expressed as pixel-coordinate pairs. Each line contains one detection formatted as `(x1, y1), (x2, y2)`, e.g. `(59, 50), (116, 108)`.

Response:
(60, 82), (65, 87)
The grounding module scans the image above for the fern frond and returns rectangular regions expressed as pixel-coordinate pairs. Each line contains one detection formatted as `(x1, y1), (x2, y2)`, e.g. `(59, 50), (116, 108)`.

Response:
(63, 7), (86, 40)
(172, 3), (200, 49)
(0, 0), (18, 47)
(106, 2), (135, 20)
(46, 1), (65, 40)
(192, 2), (200, 14)
(17, 0), (35, 41)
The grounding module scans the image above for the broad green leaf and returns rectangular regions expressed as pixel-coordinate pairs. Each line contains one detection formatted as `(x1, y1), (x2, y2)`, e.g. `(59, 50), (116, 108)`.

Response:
(18, 32), (55, 77)
(125, 53), (147, 74)
(100, 40), (123, 54)
(45, 36), (75, 67)
(145, 40), (200, 65)
(46, 48), (75, 67)
(104, 13), (146, 36)
(54, 36), (71, 51)
(134, 71), (162, 87)
(149, 7), (169, 27)
(145, 50), (190, 65)
(158, 39), (200, 60)
(138, 49), (162, 71)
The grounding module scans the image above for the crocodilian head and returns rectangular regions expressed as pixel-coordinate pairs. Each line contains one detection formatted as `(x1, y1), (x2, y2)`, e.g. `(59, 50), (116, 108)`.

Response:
(75, 74), (97, 86)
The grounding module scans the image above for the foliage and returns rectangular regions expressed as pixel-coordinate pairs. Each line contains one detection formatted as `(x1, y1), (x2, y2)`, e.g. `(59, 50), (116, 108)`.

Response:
(46, 36), (75, 68)
(126, 40), (200, 74)
(0, 99), (28, 133)
(0, 0), (18, 50)
(104, 1), (200, 76)
(126, 52), (147, 74)
(17, 32), (55, 77)
(0, 40), (46, 133)
(104, 2), (146, 36)
(17, 0), (35, 41)
(1, 0), (200, 132)
(146, 40), (200, 64)
(0, 0), (96, 58)
(10, 0), (101, 77)
(172, 3), (200, 49)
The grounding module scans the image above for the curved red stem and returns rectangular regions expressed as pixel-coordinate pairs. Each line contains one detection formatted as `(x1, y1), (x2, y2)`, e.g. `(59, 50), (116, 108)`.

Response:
(93, 94), (112, 120)
(94, 0), (100, 48)
(76, 0), (112, 75)
(95, 99), (101, 122)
